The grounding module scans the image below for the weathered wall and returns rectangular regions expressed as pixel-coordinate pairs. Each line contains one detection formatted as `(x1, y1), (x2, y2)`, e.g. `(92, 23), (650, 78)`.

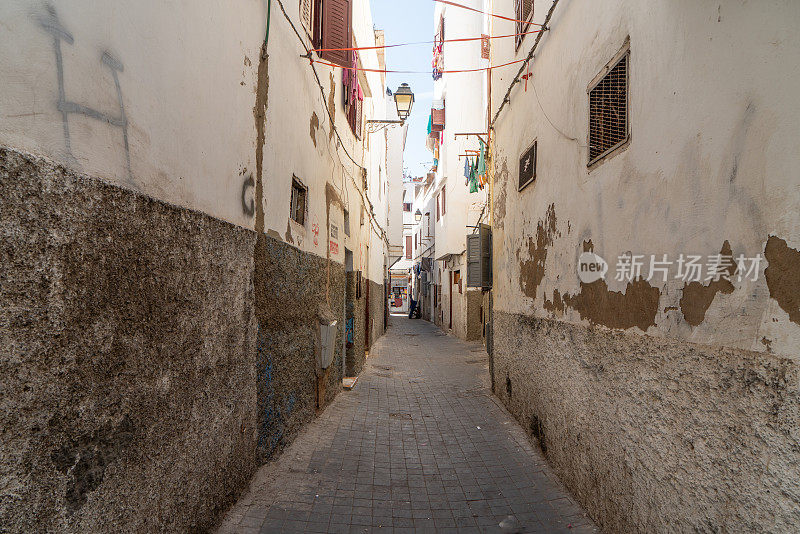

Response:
(367, 279), (386, 349)
(0, 148), (258, 533)
(252, 234), (345, 462)
(465, 289), (483, 341)
(490, 0), (800, 356)
(488, 0), (800, 530)
(493, 311), (800, 533)
(0, 1), (265, 229)
(345, 271), (366, 376)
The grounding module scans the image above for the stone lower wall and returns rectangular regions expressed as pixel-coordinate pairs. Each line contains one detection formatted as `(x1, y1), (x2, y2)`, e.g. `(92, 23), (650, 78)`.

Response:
(253, 234), (345, 462)
(465, 290), (484, 341)
(0, 147), (353, 532)
(367, 279), (385, 349)
(492, 310), (800, 533)
(0, 148), (258, 533)
(345, 271), (365, 376)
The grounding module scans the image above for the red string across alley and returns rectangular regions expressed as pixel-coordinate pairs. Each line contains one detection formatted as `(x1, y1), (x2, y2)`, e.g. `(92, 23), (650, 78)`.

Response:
(312, 29), (542, 53)
(311, 57), (528, 75)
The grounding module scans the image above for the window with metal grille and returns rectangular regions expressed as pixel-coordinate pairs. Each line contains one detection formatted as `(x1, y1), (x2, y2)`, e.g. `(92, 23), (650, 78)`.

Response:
(403, 202), (411, 212)
(588, 51), (629, 166)
(290, 177), (307, 226)
(515, 0), (533, 50)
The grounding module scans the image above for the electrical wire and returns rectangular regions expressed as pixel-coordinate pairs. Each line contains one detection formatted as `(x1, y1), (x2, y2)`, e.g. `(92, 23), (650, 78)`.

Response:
(491, 0), (560, 128)
(433, 0), (544, 26)
(273, 0), (391, 248)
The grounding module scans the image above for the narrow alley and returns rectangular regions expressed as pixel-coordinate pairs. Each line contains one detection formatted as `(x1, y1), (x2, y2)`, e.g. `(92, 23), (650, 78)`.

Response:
(218, 317), (596, 534)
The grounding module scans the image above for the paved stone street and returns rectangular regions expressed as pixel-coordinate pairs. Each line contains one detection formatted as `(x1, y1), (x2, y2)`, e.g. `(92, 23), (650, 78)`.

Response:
(217, 317), (597, 534)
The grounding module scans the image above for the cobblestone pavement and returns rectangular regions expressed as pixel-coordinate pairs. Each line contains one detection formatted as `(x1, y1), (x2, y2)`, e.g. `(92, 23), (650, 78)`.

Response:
(218, 317), (597, 534)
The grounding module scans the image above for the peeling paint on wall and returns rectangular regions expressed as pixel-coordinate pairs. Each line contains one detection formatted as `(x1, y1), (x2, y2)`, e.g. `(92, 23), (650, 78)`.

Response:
(679, 241), (736, 327)
(327, 73), (336, 141)
(519, 204), (557, 299)
(253, 43), (269, 234)
(493, 158), (509, 229)
(764, 235), (800, 326)
(563, 278), (660, 332)
(309, 112), (319, 147)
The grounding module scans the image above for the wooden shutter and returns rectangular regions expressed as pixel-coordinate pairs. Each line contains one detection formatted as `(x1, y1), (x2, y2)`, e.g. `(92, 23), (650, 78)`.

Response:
(320, 0), (352, 67)
(441, 186), (446, 215)
(355, 96), (363, 139)
(300, 0), (313, 36)
(406, 236), (412, 259)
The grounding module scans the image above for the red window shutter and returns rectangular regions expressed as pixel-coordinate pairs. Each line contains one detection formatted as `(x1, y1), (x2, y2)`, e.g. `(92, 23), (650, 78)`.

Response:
(320, 0), (352, 67)
(406, 236), (412, 259)
(431, 108), (445, 131)
(355, 96), (363, 139)
(436, 194), (440, 221)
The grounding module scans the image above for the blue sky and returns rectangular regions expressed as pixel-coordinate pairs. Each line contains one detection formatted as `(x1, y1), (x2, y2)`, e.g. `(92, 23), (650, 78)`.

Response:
(370, 0), (434, 179)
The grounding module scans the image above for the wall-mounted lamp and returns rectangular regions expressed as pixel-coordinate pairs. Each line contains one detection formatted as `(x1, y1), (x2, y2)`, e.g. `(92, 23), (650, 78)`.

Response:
(414, 209), (422, 222)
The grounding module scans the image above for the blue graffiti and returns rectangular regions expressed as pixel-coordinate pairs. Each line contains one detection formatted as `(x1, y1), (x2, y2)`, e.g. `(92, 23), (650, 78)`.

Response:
(346, 318), (354, 344)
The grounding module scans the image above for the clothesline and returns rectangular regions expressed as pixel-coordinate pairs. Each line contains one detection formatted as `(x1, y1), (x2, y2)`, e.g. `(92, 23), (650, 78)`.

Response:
(312, 29), (542, 53)
(433, 0), (545, 27)
(312, 57), (528, 74)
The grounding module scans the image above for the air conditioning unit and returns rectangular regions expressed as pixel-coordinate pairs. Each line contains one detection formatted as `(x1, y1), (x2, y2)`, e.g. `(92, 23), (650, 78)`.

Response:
(466, 224), (492, 289)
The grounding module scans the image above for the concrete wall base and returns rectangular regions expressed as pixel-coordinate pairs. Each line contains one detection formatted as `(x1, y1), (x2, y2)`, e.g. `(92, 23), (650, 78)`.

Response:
(1, 147), (258, 532)
(0, 147), (366, 532)
(492, 310), (800, 533)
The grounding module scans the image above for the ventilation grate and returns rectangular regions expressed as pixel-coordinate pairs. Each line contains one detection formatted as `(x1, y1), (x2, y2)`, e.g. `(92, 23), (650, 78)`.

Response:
(589, 53), (628, 164)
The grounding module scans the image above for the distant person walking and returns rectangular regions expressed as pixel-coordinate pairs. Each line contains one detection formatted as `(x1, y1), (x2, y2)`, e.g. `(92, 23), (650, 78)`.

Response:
(408, 276), (420, 319)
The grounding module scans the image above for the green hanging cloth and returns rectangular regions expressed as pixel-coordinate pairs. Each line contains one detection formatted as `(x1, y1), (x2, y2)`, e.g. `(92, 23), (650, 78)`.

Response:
(468, 157), (479, 193)
(427, 114), (432, 135)
(477, 140), (487, 177)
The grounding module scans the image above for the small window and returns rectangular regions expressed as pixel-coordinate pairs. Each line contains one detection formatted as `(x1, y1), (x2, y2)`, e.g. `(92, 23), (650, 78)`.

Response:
(515, 0), (533, 50)
(403, 202), (411, 212)
(518, 140), (537, 191)
(589, 46), (629, 166)
(290, 177), (307, 225)
(436, 193), (440, 221)
(441, 186), (446, 216)
(343, 209), (350, 236)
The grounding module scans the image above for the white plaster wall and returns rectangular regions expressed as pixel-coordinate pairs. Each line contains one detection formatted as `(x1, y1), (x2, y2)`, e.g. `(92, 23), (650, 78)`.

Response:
(490, 0), (800, 357)
(1, 0), (391, 285)
(0, 0), (265, 229)
(432, 0), (488, 261)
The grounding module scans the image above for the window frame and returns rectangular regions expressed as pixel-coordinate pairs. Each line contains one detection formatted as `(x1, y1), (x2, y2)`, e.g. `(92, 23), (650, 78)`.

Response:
(518, 139), (537, 192)
(313, 0), (353, 68)
(289, 176), (308, 226)
(515, 0), (534, 51)
(587, 40), (631, 168)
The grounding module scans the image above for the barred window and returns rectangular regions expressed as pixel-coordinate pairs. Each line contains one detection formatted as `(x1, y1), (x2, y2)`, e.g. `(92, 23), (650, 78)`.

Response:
(515, 0), (533, 50)
(589, 51), (629, 166)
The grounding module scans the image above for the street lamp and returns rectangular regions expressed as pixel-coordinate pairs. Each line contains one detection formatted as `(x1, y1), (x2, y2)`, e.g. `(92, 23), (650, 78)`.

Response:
(393, 83), (415, 121)
(367, 83), (414, 129)
(414, 209), (422, 222)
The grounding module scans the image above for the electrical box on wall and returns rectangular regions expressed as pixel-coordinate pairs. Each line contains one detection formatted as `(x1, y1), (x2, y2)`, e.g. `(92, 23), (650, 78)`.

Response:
(466, 224), (492, 289)
(317, 319), (338, 370)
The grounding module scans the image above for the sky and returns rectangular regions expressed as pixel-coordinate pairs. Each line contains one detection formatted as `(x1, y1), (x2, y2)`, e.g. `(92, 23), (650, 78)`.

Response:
(370, 0), (435, 179)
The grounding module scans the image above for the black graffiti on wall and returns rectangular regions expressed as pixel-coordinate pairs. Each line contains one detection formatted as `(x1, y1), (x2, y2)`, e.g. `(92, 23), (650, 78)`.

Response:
(241, 174), (255, 217)
(38, 5), (133, 182)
